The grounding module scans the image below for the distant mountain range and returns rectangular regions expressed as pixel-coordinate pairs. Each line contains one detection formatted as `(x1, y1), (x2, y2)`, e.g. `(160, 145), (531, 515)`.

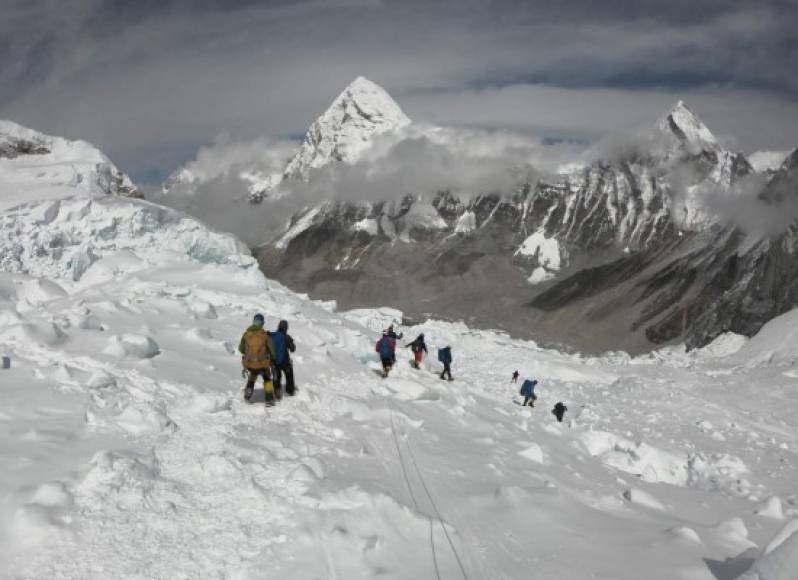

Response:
(5, 76), (796, 353)
(247, 77), (797, 353)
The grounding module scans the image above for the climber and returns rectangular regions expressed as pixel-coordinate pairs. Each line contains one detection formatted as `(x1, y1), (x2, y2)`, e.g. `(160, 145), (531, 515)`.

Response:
(520, 379), (538, 407)
(238, 313), (277, 406)
(438, 345), (453, 381)
(406, 333), (428, 369)
(269, 319), (297, 398)
(376, 330), (397, 378)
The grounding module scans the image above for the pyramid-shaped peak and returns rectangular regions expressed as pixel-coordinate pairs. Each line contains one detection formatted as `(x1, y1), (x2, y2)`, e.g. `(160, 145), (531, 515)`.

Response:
(659, 100), (718, 148)
(326, 76), (410, 126)
(344, 75), (384, 92)
(283, 77), (411, 179)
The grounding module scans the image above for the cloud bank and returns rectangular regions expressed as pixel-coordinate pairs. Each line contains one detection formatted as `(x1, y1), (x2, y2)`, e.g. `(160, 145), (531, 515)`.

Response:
(1, 0), (796, 184)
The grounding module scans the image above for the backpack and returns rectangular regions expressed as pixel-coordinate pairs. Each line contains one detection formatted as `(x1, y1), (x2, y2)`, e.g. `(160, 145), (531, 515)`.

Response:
(438, 348), (448, 363)
(520, 379), (537, 397)
(271, 331), (287, 366)
(377, 337), (394, 359)
(243, 329), (271, 368)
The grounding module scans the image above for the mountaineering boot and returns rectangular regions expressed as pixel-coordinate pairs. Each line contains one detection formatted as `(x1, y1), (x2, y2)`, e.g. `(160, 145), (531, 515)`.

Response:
(244, 386), (254, 402)
(264, 379), (276, 406)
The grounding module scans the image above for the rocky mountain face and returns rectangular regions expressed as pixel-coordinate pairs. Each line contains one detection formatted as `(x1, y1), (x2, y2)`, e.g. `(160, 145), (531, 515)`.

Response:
(170, 77), (794, 353)
(0, 120), (141, 209)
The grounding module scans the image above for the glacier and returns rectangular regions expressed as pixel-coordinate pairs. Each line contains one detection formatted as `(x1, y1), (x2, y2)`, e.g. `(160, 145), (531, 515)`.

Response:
(2, 195), (798, 578)
(2, 101), (798, 580)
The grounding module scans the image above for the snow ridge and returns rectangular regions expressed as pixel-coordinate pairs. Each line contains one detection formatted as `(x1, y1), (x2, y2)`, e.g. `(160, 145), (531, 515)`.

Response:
(0, 120), (140, 208)
(658, 100), (719, 151)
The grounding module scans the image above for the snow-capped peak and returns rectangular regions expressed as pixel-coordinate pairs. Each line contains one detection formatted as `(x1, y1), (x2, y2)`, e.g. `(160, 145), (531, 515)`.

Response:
(658, 101), (718, 151)
(283, 76), (411, 180)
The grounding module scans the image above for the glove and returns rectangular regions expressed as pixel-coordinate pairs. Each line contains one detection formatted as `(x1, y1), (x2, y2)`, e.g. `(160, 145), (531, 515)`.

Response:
(241, 368), (248, 379)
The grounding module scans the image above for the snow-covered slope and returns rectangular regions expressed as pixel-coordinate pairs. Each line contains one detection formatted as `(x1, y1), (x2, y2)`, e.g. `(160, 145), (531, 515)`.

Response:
(2, 189), (798, 578)
(0, 121), (140, 209)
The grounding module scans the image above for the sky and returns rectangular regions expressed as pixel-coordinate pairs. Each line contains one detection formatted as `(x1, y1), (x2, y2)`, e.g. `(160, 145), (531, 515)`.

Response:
(2, 0), (797, 185)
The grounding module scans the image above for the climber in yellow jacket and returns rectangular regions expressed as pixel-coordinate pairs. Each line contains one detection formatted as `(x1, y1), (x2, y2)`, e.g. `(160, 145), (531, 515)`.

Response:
(238, 313), (277, 406)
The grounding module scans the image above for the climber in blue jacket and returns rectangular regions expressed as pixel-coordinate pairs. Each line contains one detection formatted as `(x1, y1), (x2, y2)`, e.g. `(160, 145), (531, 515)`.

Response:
(520, 379), (538, 407)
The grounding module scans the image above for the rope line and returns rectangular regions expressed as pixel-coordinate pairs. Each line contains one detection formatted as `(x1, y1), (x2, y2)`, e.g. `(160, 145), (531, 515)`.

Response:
(403, 421), (471, 580)
(389, 405), (442, 580)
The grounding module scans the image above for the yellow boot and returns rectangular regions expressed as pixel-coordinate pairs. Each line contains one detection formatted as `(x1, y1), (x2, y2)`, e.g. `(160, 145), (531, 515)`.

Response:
(264, 379), (276, 406)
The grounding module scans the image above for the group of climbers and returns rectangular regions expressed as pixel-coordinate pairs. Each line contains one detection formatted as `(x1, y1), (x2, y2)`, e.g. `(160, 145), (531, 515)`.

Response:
(238, 314), (296, 407)
(512, 370), (568, 422)
(238, 313), (568, 420)
(375, 325), (455, 381)
(374, 326), (568, 421)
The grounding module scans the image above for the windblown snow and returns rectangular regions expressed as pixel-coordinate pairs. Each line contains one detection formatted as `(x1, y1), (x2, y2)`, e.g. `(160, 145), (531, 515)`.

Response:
(1, 192), (797, 579)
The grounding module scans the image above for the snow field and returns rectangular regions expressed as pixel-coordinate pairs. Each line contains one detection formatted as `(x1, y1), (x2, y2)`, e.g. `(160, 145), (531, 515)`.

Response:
(1, 197), (798, 578)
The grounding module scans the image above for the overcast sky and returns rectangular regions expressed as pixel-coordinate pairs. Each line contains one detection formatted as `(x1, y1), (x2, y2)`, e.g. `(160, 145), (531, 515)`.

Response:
(2, 0), (797, 184)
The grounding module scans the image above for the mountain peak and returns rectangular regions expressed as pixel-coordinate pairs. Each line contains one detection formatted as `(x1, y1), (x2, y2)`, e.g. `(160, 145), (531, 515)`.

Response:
(284, 76), (411, 180)
(658, 100), (718, 149)
(331, 76), (408, 118)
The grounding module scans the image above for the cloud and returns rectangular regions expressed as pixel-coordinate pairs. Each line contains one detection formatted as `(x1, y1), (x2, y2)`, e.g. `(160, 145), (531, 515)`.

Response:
(154, 124), (570, 245)
(1, 0), (796, 183)
(284, 126), (564, 203)
(0, 0), (798, 184)
(705, 156), (798, 236)
(170, 135), (297, 186)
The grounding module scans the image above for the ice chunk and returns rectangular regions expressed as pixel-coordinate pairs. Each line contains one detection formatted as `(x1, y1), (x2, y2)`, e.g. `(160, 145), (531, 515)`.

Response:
(518, 443), (545, 464)
(756, 497), (785, 520)
(103, 333), (160, 358)
(189, 299), (217, 319)
(87, 371), (116, 389)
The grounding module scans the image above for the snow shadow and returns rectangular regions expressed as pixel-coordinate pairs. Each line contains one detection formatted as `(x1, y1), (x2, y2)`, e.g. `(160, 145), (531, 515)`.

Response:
(703, 548), (757, 580)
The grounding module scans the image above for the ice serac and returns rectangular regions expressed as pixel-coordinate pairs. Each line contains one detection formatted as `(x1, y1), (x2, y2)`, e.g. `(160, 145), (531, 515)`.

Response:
(0, 120), (141, 209)
(0, 197), (256, 282)
(283, 76), (411, 180)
